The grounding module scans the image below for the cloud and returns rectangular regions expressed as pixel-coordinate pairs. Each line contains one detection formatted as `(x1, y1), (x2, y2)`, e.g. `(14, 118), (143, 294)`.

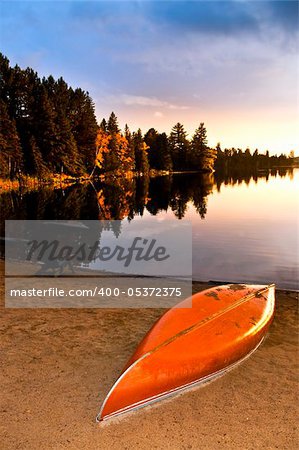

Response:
(146, 1), (259, 35)
(1, 0), (297, 154)
(115, 95), (189, 110)
(146, 1), (298, 36)
(266, 1), (299, 30)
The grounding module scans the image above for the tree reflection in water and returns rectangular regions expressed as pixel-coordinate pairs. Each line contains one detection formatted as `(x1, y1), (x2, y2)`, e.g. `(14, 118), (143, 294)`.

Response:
(0, 168), (294, 233)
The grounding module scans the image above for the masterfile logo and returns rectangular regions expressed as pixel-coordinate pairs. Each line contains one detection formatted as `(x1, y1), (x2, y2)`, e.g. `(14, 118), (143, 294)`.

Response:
(5, 220), (192, 308)
(26, 236), (170, 268)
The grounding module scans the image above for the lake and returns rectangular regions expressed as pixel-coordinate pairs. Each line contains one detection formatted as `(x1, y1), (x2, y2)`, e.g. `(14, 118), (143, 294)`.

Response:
(1, 167), (298, 290)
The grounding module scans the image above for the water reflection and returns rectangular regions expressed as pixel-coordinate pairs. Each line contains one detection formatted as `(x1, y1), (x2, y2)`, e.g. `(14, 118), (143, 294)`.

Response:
(0, 168), (295, 230)
(1, 168), (297, 289)
(214, 166), (294, 190)
(0, 168), (295, 227)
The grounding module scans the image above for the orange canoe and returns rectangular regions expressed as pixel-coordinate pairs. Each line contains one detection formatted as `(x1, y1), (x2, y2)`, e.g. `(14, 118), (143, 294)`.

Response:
(97, 283), (275, 422)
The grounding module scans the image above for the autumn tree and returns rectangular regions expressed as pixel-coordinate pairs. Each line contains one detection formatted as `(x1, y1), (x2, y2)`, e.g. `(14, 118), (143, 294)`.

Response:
(93, 114), (134, 174)
(114, 133), (134, 172)
(92, 128), (110, 174)
(0, 53), (295, 179)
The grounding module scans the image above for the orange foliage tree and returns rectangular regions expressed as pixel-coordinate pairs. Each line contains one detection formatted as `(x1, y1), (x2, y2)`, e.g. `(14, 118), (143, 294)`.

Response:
(91, 128), (135, 176)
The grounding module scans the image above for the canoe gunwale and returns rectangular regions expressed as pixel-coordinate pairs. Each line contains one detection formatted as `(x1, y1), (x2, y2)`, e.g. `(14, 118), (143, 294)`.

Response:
(96, 335), (265, 422)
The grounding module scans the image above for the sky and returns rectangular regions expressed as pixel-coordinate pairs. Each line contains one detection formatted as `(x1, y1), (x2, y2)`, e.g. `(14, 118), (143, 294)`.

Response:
(1, 0), (298, 155)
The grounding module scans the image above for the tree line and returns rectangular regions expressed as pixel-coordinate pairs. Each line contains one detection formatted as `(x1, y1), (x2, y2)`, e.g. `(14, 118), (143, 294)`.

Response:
(92, 113), (217, 176)
(215, 144), (295, 172)
(0, 53), (98, 179)
(0, 54), (295, 180)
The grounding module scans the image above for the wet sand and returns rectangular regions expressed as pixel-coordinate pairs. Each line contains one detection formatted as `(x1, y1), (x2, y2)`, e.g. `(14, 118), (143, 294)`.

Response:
(1, 261), (298, 449)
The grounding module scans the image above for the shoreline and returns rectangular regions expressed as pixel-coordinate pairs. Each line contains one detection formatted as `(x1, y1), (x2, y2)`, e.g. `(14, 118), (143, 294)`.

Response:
(1, 165), (297, 194)
(1, 261), (298, 448)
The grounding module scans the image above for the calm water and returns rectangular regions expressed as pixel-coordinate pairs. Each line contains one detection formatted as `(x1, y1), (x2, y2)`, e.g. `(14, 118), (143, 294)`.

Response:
(1, 168), (298, 290)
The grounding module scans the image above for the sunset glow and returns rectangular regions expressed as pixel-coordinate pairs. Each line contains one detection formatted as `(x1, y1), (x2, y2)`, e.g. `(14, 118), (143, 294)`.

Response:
(1, 1), (298, 155)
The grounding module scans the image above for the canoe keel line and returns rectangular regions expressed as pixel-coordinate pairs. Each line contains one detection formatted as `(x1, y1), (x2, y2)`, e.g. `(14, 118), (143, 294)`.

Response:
(97, 284), (275, 422)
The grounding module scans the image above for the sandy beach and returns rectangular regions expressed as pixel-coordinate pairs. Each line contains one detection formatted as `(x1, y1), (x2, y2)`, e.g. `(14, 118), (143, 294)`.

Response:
(1, 261), (298, 449)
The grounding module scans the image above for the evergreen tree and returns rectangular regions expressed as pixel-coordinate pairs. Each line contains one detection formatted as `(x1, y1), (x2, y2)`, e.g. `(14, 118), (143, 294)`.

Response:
(191, 123), (216, 172)
(0, 54), (12, 106)
(107, 112), (120, 134)
(43, 76), (83, 173)
(0, 99), (23, 177)
(169, 123), (189, 170)
(145, 128), (173, 171)
(144, 129), (172, 171)
(26, 136), (48, 177)
(124, 124), (131, 142)
(144, 128), (159, 168)
(133, 129), (149, 174)
(1, 53), (295, 180)
(32, 84), (57, 163)
(124, 124), (135, 170)
(52, 112), (81, 175)
(99, 118), (107, 132)
(69, 88), (98, 172)
(156, 133), (172, 171)
(103, 113), (121, 171)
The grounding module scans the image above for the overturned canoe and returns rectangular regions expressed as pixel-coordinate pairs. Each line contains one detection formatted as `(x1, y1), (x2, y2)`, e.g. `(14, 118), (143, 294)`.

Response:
(97, 283), (275, 421)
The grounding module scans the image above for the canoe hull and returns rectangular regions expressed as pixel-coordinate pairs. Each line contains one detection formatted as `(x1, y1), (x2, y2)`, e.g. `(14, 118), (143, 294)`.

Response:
(97, 284), (275, 421)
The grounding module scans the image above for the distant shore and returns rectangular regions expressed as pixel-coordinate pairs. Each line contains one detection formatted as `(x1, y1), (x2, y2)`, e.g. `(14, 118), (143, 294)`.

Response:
(1, 260), (298, 449)
(0, 165), (297, 194)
